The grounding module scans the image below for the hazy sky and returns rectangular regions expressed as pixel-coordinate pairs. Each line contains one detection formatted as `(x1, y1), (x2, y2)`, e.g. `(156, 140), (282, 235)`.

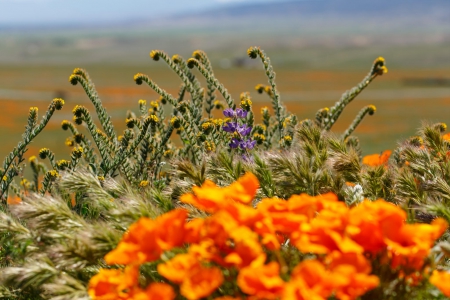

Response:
(0, 0), (278, 25)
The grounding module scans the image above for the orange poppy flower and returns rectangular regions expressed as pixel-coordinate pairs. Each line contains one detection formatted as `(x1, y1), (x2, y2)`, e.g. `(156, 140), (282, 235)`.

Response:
(143, 283), (176, 300)
(237, 262), (285, 299)
(347, 200), (406, 253)
(362, 150), (391, 166)
(157, 253), (200, 283)
(443, 132), (450, 141)
(184, 218), (205, 244)
(7, 196), (21, 205)
(224, 227), (266, 268)
(105, 209), (188, 265)
(225, 172), (259, 204)
(180, 181), (226, 213)
(88, 265), (139, 300)
(429, 270), (450, 297)
(180, 265), (224, 300)
(386, 217), (448, 270)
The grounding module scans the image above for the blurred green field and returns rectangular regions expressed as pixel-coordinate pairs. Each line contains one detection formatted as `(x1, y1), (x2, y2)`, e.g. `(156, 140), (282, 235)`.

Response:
(0, 30), (449, 162)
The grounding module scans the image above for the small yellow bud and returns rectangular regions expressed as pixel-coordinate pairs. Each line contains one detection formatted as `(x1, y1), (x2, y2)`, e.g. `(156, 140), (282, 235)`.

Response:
(139, 180), (149, 187)
(53, 98), (65, 110)
(149, 50), (160, 61)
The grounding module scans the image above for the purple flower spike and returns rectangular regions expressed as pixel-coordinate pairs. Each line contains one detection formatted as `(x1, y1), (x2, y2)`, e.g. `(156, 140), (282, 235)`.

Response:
(240, 139), (257, 150)
(229, 138), (240, 149)
(236, 108), (248, 119)
(237, 124), (252, 136)
(223, 108), (235, 118)
(222, 122), (237, 133)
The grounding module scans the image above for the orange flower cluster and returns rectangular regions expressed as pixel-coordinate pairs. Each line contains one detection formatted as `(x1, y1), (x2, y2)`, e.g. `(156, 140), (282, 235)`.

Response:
(88, 173), (448, 300)
(362, 150), (391, 166)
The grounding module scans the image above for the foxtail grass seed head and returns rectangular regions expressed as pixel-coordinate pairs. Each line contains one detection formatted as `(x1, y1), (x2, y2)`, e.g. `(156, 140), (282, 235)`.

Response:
(150, 50), (161, 61)
(39, 148), (50, 159)
(247, 46), (258, 59)
(53, 98), (65, 110)
(368, 105), (376, 115)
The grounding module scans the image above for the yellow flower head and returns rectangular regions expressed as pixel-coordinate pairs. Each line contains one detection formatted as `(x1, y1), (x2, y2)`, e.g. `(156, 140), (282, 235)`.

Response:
(149, 100), (159, 110)
(65, 137), (74, 147)
(247, 46), (258, 59)
(147, 115), (159, 125)
(150, 50), (161, 61)
(61, 120), (70, 131)
(170, 116), (181, 129)
(39, 148), (50, 159)
(192, 50), (202, 60)
(138, 99), (146, 106)
(52, 98), (65, 110)
(133, 73), (145, 85)
(172, 54), (182, 63)
(255, 84), (265, 94)
(139, 180), (149, 188)
(72, 146), (84, 158)
(56, 160), (70, 170)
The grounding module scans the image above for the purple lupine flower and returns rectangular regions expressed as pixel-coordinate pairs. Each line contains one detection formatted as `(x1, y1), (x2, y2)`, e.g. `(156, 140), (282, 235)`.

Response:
(239, 139), (257, 150)
(223, 108), (235, 118)
(222, 122), (237, 133)
(237, 124), (252, 136)
(235, 108), (248, 119)
(229, 138), (240, 149)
